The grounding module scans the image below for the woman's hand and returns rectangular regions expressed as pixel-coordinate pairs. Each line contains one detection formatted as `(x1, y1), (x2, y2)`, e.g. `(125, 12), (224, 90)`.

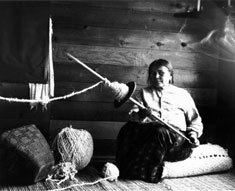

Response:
(189, 133), (200, 147)
(138, 107), (152, 118)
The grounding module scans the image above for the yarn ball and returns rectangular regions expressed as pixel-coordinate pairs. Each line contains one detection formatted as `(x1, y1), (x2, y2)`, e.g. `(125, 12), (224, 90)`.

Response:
(101, 162), (119, 182)
(52, 126), (93, 170)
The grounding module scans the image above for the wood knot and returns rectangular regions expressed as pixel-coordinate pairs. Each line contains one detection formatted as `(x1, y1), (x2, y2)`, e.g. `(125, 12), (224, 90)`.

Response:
(181, 42), (187, 47)
(156, 42), (164, 46)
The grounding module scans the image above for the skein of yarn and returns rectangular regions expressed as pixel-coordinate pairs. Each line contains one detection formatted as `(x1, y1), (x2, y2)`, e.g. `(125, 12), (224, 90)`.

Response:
(102, 79), (129, 102)
(102, 79), (136, 108)
(52, 126), (94, 170)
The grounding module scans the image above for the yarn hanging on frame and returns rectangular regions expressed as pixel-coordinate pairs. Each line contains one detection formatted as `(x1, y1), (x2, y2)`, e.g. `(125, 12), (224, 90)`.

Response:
(52, 126), (94, 170)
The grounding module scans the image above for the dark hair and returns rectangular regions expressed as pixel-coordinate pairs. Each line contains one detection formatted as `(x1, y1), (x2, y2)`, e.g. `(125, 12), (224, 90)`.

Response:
(147, 59), (174, 84)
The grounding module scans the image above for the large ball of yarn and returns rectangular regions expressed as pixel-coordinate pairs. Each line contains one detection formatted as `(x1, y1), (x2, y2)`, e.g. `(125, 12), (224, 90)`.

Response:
(52, 126), (93, 170)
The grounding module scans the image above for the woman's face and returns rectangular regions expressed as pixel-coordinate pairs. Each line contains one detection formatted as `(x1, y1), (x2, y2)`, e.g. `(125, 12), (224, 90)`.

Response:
(149, 65), (172, 89)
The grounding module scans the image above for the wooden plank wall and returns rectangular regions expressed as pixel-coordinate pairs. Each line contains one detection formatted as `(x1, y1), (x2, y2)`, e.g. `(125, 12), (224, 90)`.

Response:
(0, 0), (232, 162)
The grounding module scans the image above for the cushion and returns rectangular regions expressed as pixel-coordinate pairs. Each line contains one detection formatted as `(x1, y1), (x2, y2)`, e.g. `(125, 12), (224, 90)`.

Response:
(162, 143), (233, 178)
(0, 124), (54, 184)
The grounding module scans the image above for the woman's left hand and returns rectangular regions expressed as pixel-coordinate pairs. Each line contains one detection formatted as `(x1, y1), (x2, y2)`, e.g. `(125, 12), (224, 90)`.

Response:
(189, 134), (200, 147)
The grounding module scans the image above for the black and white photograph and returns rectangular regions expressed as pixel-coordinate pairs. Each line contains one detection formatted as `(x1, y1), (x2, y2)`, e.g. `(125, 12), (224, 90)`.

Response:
(0, 0), (234, 190)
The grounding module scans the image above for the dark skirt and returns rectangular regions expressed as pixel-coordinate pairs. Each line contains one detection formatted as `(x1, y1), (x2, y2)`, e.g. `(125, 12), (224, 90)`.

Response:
(116, 121), (192, 183)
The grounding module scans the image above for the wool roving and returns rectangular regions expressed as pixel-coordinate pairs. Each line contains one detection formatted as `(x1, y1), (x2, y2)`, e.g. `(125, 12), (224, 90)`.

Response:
(102, 79), (129, 102)
(52, 126), (94, 170)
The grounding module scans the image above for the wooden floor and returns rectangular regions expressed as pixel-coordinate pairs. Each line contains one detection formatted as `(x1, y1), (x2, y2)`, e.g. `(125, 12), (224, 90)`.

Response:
(0, 166), (235, 191)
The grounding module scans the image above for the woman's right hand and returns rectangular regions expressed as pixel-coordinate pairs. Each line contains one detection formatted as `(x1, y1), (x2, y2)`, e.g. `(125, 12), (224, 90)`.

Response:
(138, 107), (152, 118)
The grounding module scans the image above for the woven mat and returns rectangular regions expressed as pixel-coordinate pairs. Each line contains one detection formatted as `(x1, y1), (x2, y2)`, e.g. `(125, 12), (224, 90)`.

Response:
(43, 166), (169, 191)
(162, 171), (235, 191)
(0, 166), (235, 191)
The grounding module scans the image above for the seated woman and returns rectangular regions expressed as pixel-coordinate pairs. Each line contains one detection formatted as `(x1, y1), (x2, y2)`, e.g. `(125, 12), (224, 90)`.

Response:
(116, 59), (203, 183)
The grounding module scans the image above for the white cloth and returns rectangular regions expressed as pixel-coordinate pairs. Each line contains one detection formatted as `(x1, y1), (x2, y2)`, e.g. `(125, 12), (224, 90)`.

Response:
(29, 18), (54, 110)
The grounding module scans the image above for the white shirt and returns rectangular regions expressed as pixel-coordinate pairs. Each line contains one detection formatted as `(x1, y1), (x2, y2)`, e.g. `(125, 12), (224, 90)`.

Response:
(130, 84), (203, 137)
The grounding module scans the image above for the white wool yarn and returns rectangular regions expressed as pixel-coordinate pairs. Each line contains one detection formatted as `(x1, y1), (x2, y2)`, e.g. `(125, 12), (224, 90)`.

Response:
(101, 162), (119, 182)
(102, 79), (129, 101)
(52, 126), (94, 170)
(110, 82), (129, 101)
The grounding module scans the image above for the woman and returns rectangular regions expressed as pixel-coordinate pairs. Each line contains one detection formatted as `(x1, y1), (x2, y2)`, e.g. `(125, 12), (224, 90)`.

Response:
(116, 59), (203, 183)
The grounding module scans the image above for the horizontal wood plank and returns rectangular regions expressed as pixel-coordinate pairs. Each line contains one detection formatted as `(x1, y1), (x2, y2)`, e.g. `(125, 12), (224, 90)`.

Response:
(50, 101), (131, 121)
(51, 4), (186, 32)
(53, 23), (227, 57)
(54, 82), (217, 106)
(93, 139), (116, 156)
(51, 2), (223, 36)
(54, 62), (218, 88)
(53, 26), (211, 52)
(0, 83), (29, 97)
(51, 1), (196, 14)
(53, 43), (219, 70)
(0, 101), (50, 118)
(50, 101), (216, 122)
(51, 1), (228, 14)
